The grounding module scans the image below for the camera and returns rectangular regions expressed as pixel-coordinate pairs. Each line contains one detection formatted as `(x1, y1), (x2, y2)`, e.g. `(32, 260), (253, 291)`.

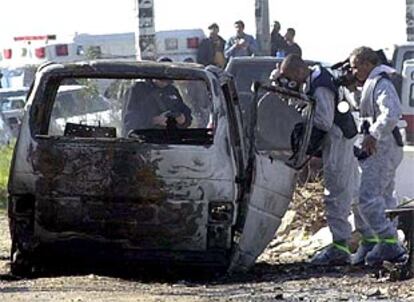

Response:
(353, 146), (370, 161)
(162, 110), (181, 129)
(330, 59), (357, 88)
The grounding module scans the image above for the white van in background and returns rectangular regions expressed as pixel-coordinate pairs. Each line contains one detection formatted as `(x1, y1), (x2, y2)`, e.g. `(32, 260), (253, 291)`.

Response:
(1, 30), (206, 65)
(400, 58), (414, 143)
(1, 35), (84, 68)
(389, 46), (414, 200)
(391, 43), (414, 144)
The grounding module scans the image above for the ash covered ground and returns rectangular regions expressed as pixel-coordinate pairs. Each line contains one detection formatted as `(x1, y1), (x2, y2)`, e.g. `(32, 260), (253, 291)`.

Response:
(1, 181), (414, 301)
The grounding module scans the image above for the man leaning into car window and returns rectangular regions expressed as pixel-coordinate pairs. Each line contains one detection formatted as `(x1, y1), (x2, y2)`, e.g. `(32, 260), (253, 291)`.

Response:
(276, 54), (358, 266)
(122, 78), (193, 136)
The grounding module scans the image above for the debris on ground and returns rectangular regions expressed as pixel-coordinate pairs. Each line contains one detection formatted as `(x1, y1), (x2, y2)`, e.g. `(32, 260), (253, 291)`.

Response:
(260, 179), (329, 263)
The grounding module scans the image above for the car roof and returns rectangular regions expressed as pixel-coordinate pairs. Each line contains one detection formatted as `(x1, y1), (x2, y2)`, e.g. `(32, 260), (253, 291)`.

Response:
(227, 56), (283, 64)
(0, 87), (30, 94)
(226, 56), (329, 67)
(2, 95), (26, 101)
(395, 42), (414, 48)
(37, 60), (208, 81)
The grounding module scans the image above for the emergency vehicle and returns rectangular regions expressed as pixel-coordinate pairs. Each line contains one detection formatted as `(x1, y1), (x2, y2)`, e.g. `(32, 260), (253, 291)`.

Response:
(1, 35), (84, 67)
(0, 35), (84, 88)
(393, 43), (414, 144)
(1, 30), (205, 65)
(0, 29), (205, 88)
(400, 59), (414, 143)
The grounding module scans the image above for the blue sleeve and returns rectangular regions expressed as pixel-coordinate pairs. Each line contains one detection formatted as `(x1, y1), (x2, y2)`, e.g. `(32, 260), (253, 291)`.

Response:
(248, 35), (259, 56)
(224, 37), (237, 59)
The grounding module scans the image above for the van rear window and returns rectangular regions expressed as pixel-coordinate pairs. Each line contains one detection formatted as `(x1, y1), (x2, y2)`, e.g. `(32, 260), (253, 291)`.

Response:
(46, 78), (214, 144)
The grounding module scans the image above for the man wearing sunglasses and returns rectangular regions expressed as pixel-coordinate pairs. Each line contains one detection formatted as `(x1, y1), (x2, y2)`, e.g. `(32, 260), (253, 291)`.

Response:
(277, 54), (358, 265)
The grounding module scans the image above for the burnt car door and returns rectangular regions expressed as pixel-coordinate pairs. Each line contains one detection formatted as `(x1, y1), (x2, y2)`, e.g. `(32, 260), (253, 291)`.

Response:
(229, 84), (315, 272)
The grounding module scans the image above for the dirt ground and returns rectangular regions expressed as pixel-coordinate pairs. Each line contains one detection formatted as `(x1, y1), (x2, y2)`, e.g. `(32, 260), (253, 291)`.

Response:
(1, 210), (414, 301)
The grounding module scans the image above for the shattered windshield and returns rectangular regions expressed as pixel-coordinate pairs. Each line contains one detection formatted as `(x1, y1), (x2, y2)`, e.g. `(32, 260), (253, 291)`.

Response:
(47, 77), (213, 144)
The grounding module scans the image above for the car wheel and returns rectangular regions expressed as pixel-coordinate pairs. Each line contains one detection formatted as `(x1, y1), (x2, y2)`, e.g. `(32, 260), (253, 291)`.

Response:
(10, 244), (34, 277)
(8, 195), (36, 277)
(400, 210), (414, 278)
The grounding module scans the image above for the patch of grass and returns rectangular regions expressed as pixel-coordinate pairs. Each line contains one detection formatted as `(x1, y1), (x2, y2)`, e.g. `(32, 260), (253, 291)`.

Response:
(0, 143), (14, 209)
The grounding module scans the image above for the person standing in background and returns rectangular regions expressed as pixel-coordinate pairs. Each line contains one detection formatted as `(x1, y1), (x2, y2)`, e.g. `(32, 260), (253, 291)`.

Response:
(197, 23), (226, 68)
(224, 20), (258, 59)
(284, 28), (302, 57)
(270, 21), (287, 57)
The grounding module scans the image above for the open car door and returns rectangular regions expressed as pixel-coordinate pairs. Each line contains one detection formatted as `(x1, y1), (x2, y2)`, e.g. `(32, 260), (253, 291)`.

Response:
(229, 83), (315, 272)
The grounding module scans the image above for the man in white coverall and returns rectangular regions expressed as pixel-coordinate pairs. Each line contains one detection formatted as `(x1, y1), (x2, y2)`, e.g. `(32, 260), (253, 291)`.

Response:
(349, 47), (407, 266)
(277, 55), (358, 265)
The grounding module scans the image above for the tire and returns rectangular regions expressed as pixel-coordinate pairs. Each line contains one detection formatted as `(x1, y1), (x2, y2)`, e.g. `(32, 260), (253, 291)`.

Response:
(8, 195), (36, 277)
(392, 210), (414, 280)
(10, 245), (33, 277)
(404, 210), (414, 277)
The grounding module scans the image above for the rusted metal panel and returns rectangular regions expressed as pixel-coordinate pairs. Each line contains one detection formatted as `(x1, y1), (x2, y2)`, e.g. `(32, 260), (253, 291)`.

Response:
(35, 198), (208, 251)
(7, 112), (38, 194)
(29, 135), (236, 251)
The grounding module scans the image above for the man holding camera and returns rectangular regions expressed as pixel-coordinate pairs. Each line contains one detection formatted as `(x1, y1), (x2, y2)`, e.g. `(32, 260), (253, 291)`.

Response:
(349, 47), (406, 266)
(276, 54), (358, 265)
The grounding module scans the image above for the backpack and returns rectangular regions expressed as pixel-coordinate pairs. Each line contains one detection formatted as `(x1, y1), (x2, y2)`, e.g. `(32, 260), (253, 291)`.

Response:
(290, 67), (357, 159)
(308, 67), (358, 139)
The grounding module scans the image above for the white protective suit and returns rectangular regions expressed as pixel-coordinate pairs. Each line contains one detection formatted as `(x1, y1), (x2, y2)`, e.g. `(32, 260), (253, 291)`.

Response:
(305, 67), (358, 243)
(354, 64), (403, 239)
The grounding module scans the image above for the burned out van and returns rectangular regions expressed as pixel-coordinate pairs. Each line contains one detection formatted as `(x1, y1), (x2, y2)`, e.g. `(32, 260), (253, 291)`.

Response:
(7, 60), (315, 276)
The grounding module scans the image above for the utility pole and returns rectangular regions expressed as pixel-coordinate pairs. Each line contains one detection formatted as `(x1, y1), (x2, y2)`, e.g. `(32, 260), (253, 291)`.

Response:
(135, 0), (156, 60)
(255, 0), (270, 55)
(407, 0), (414, 41)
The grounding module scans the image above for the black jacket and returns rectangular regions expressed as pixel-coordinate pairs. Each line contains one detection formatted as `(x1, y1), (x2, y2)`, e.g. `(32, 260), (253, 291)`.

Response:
(122, 81), (192, 135)
(196, 35), (226, 66)
(270, 31), (287, 56)
(285, 42), (302, 58)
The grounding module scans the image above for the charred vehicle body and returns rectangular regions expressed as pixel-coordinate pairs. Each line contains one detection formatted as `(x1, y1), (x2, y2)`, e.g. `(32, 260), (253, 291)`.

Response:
(7, 61), (315, 275)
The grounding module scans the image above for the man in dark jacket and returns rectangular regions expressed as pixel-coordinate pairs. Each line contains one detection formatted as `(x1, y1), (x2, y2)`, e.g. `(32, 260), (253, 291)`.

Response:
(284, 28), (302, 57)
(270, 21), (287, 57)
(122, 79), (192, 136)
(197, 23), (226, 68)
